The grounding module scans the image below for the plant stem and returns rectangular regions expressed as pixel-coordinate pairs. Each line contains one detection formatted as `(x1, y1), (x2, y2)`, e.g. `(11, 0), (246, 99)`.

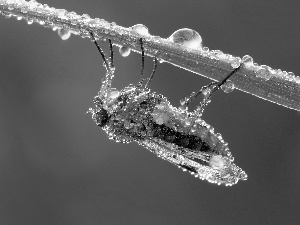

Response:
(0, 0), (299, 111)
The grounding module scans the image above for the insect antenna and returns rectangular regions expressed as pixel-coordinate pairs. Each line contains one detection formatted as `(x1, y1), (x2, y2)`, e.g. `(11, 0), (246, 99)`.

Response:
(137, 38), (145, 87)
(144, 57), (158, 88)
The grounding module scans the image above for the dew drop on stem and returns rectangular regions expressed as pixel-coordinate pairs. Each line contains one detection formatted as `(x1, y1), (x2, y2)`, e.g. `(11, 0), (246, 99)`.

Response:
(169, 28), (202, 50)
(130, 24), (149, 36)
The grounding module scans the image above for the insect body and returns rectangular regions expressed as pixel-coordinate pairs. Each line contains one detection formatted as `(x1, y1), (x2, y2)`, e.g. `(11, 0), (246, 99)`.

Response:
(89, 32), (247, 186)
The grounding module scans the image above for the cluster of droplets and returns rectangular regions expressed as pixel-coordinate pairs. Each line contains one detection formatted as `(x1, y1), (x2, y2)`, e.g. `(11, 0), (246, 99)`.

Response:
(0, 0), (117, 41)
(140, 134), (246, 186)
(0, 0), (28, 5)
(1, 0), (298, 84)
(241, 55), (300, 84)
(167, 28), (242, 69)
(166, 28), (299, 84)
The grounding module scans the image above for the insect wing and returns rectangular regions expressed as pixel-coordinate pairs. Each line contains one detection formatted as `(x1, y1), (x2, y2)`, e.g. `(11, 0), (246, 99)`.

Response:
(139, 137), (247, 186)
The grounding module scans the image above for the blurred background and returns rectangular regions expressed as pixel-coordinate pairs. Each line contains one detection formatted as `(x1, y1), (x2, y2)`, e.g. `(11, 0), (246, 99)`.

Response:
(0, 0), (300, 224)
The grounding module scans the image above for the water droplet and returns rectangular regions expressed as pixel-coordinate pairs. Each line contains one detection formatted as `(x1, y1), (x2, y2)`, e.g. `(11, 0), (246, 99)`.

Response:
(216, 133), (222, 140)
(131, 24), (149, 36)
(214, 50), (226, 60)
(221, 80), (235, 93)
(168, 28), (202, 50)
(158, 58), (165, 63)
(256, 66), (272, 80)
(185, 119), (191, 126)
(294, 76), (300, 84)
(209, 156), (225, 170)
(179, 99), (186, 106)
(81, 14), (90, 20)
(26, 19), (33, 24)
(202, 87), (211, 97)
(58, 28), (71, 40)
(119, 46), (131, 57)
(229, 57), (241, 68)
(242, 55), (253, 64)
(57, 9), (67, 19)
(87, 19), (97, 27)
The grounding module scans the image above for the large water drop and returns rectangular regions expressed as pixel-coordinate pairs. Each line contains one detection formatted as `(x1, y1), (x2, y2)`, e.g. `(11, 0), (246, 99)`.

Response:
(168, 28), (202, 50)
(131, 24), (149, 36)
(119, 46), (131, 57)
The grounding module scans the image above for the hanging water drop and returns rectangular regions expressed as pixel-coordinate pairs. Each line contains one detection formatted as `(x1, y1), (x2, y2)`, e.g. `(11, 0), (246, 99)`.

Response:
(131, 24), (149, 36)
(119, 46), (131, 57)
(58, 28), (71, 40)
(221, 80), (235, 93)
(168, 28), (202, 50)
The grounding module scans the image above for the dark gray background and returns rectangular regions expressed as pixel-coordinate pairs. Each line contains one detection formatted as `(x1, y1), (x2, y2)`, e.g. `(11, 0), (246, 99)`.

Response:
(0, 0), (300, 224)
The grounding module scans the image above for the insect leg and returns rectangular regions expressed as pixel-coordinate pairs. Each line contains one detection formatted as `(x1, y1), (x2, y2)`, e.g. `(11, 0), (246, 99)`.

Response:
(137, 38), (145, 87)
(89, 31), (110, 71)
(108, 39), (114, 68)
(181, 65), (242, 111)
(144, 57), (158, 88)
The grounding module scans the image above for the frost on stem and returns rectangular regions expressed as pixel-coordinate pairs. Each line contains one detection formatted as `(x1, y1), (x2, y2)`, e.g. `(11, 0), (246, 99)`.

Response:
(0, 0), (299, 111)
